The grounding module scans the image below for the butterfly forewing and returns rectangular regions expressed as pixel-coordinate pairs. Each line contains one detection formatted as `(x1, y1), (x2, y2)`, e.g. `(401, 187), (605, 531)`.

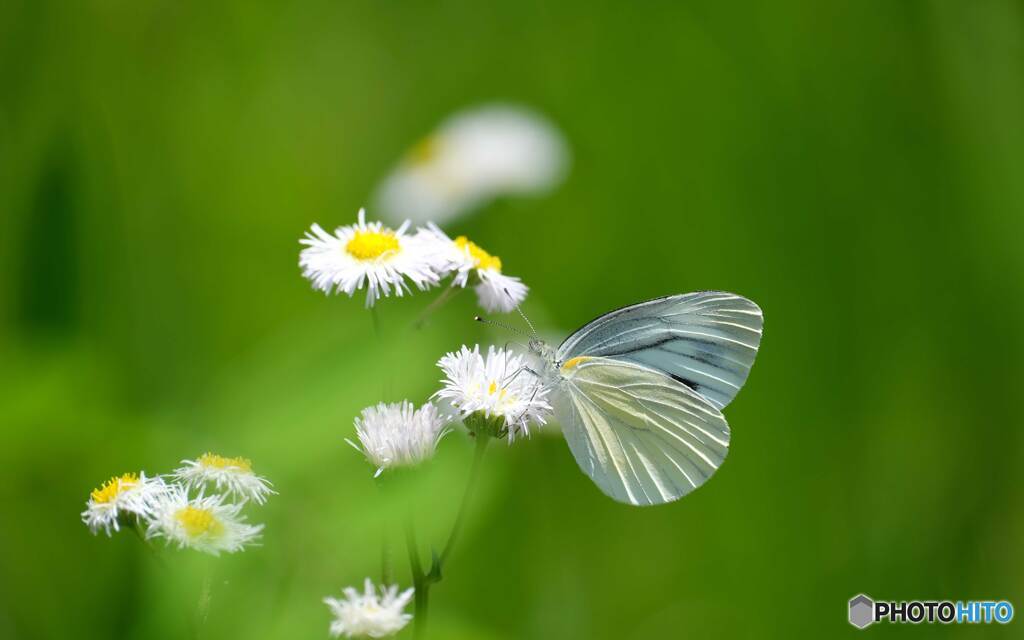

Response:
(556, 291), (763, 409)
(557, 357), (730, 506)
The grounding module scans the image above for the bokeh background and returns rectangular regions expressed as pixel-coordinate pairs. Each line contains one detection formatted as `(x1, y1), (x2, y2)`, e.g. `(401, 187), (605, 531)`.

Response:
(3, 1), (1023, 638)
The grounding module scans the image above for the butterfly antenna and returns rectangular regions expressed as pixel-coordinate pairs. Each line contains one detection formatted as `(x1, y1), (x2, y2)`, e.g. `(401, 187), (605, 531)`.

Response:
(504, 288), (539, 339)
(475, 315), (529, 338)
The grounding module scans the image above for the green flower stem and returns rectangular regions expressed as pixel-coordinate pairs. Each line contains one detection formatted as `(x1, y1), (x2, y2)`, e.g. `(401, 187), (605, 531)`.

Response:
(406, 430), (491, 639)
(405, 519), (429, 639)
(370, 302), (394, 588)
(129, 518), (149, 545)
(372, 477), (394, 585)
(412, 286), (461, 329)
(129, 518), (166, 568)
(437, 431), (490, 569)
(194, 569), (213, 640)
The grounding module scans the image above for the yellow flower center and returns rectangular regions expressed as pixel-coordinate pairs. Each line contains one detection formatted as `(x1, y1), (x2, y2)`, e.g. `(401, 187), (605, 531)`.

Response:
(406, 135), (439, 165)
(487, 380), (509, 401)
(454, 236), (502, 272)
(199, 453), (253, 473)
(346, 229), (400, 261)
(90, 473), (139, 504)
(175, 506), (224, 538)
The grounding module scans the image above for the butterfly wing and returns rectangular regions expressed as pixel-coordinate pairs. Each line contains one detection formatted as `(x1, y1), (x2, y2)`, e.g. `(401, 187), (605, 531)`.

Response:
(555, 357), (730, 506)
(556, 291), (763, 410)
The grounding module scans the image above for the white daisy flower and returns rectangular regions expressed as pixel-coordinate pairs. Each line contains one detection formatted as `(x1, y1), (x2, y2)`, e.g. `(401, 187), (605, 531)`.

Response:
(347, 401), (450, 477)
(172, 453), (275, 505)
(146, 488), (263, 556)
(375, 104), (568, 225)
(323, 578), (414, 639)
(436, 345), (552, 441)
(417, 225), (528, 313)
(81, 472), (169, 536)
(475, 269), (528, 314)
(299, 208), (442, 307)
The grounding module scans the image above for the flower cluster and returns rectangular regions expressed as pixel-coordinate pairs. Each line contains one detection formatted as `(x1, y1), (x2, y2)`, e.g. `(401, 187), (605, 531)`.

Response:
(299, 208), (528, 313)
(347, 346), (553, 476)
(336, 342), (552, 637)
(80, 105), (572, 640)
(81, 452), (273, 556)
(306, 105), (569, 638)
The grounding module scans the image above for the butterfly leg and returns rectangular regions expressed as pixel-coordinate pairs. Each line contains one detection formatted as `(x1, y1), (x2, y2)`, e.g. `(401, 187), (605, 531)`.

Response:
(501, 362), (554, 390)
(506, 370), (562, 435)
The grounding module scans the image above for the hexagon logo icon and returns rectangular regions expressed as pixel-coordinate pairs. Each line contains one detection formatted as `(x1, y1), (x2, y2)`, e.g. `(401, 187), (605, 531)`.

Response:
(849, 594), (875, 629)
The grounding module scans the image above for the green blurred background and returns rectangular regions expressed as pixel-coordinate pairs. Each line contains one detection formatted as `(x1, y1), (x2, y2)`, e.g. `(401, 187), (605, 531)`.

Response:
(2, 1), (1023, 638)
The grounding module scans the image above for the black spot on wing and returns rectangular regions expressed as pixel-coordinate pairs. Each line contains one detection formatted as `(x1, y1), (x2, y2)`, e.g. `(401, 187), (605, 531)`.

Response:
(669, 373), (700, 393)
(597, 333), (714, 357)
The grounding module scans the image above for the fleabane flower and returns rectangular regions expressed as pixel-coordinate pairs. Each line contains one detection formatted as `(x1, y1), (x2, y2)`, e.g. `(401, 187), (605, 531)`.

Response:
(323, 578), (414, 639)
(347, 401), (449, 477)
(436, 345), (552, 440)
(146, 488), (262, 556)
(375, 104), (568, 225)
(299, 208), (442, 307)
(417, 225), (528, 313)
(81, 472), (168, 536)
(172, 453), (275, 505)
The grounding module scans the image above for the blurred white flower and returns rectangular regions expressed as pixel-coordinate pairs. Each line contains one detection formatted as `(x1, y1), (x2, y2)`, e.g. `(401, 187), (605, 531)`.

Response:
(375, 105), (568, 225)
(417, 224), (527, 313)
(324, 578), (414, 639)
(147, 488), (262, 556)
(299, 208), (442, 307)
(81, 472), (168, 536)
(172, 453), (275, 505)
(436, 345), (552, 441)
(347, 401), (450, 477)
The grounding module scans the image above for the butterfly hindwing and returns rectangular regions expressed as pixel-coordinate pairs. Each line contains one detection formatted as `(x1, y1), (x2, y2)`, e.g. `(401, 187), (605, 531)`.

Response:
(556, 357), (730, 506)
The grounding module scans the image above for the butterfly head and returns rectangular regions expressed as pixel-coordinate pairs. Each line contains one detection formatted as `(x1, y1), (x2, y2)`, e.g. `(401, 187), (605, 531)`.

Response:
(528, 336), (548, 356)
(526, 336), (559, 366)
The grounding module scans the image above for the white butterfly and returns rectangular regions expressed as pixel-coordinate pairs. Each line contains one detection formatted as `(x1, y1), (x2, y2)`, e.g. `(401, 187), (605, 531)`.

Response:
(526, 292), (763, 506)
